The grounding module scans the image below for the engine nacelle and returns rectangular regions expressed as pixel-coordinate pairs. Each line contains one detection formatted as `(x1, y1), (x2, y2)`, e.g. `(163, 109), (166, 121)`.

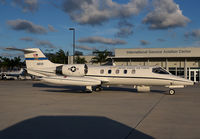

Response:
(56, 64), (88, 77)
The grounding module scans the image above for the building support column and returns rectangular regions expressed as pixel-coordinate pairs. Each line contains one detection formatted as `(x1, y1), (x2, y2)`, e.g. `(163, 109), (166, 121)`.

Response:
(165, 58), (168, 71)
(184, 58), (187, 79)
(68, 56), (73, 64)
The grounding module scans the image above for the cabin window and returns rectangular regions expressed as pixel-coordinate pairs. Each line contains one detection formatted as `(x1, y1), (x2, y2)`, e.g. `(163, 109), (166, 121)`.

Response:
(116, 69), (120, 74)
(100, 69), (104, 74)
(132, 69), (136, 74)
(108, 69), (112, 74)
(152, 67), (169, 74)
(124, 70), (127, 74)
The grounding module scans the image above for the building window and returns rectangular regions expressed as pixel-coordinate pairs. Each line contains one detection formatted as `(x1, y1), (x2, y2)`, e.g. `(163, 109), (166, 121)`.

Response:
(187, 68), (189, 79)
(116, 69), (120, 74)
(131, 69), (135, 74)
(108, 69), (112, 74)
(100, 69), (104, 74)
(124, 69), (127, 74)
(177, 68), (184, 77)
(169, 67), (176, 75)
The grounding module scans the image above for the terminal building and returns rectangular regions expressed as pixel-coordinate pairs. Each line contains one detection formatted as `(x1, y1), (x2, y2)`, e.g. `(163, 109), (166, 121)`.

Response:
(69, 47), (200, 82)
(113, 47), (200, 82)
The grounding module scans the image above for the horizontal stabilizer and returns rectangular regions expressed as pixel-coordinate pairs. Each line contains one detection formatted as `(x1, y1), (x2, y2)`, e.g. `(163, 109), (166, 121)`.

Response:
(6, 48), (35, 53)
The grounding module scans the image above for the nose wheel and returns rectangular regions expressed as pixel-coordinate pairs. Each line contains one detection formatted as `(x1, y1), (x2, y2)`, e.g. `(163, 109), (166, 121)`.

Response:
(169, 89), (175, 95)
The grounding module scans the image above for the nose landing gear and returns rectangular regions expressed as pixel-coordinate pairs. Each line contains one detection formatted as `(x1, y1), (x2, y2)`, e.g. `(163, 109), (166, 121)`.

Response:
(169, 89), (175, 95)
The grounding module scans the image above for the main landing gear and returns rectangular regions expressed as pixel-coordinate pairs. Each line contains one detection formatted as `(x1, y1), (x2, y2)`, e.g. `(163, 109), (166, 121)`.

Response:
(94, 85), (103, 92)
(85, 85), (103, 93)
(169, 89), (175, 95)
(85, 86), (93, 93)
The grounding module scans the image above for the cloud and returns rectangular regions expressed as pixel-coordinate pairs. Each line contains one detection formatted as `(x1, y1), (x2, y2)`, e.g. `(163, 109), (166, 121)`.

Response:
(7, 19), (47, 34)
(0, 52), (23, 57)
(61, 0), (147, 25)
(78, 36), (126, 45)
(0, 46), (16, 50)
(20, 37), (34, 41)
(157, 38), (166, 42)
(0, 0), (6, 4)
(76, 45), (96, 51)
(185, 29), (200, 39)
(116, 20), (134, 38)
(143, 0), (190, 29)
(12, 0), (39, 12)
(35, 40), (56, 48)
(140, 40), (150, 45)
(48, 24), (58, 32)
(19, 37), (58, 49)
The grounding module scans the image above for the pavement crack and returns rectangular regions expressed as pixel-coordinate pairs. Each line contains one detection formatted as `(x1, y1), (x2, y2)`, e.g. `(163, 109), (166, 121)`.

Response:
(124, 94), (165, 139)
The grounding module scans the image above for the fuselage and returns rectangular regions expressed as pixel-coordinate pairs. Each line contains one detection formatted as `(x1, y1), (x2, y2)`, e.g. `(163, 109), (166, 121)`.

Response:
(85, 65), (194, 86)
(33, 65), (194, 87)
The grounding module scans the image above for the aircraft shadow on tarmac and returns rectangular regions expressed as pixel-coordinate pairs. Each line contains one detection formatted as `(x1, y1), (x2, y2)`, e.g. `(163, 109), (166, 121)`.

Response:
(33, 83), (166, 94)
(0, 116), (154, 139)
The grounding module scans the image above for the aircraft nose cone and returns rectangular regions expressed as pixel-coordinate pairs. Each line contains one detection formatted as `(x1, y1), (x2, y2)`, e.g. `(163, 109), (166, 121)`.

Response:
(178, 77), (194, 86)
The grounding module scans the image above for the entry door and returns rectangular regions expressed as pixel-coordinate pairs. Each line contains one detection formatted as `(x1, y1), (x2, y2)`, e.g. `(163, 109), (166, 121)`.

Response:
(189, 69), (199, 82)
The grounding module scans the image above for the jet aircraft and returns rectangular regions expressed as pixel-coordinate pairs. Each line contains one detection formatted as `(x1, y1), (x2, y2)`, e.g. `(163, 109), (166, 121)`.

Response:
(7, 48), (194, 95)
(0, 68), (24, 80)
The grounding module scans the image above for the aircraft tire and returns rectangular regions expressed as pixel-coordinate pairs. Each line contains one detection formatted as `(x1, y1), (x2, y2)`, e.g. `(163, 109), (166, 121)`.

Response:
(169, 89), (175, 95)
(95, 86), (102, 92)
(85, 90), (93, 93)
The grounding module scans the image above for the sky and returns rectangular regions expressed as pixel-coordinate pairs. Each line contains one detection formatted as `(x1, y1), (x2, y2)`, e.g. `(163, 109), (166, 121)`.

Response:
(0, 0), (200, 57)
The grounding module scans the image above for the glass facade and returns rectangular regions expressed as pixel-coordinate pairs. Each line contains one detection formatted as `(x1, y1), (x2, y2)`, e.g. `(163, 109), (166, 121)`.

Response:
(188, 68), (200, 82)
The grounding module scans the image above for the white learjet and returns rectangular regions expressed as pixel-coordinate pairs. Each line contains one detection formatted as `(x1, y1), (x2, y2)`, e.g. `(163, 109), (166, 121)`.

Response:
(7, 48), (194, 95)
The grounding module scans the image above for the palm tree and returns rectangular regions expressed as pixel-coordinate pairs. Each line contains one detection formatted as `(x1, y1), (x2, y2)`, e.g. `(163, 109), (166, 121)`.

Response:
(45, 49), (69, 64)
(91, 50), (112, 65)
(75, 56), (87, 64)
(0, 56), (24, 71)
(1, 57), (11, 70)
(13, 56), (23, 68)
(0, 56), (2, 71)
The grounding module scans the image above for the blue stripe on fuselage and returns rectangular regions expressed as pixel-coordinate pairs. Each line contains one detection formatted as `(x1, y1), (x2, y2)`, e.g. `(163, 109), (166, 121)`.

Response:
(25, 57), (48, 60)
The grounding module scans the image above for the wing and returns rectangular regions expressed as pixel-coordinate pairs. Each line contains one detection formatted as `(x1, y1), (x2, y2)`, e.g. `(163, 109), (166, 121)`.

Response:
(41, 76), (102, 86)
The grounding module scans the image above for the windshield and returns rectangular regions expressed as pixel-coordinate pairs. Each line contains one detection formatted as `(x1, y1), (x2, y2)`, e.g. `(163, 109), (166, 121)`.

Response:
(152, 67), (169, 74)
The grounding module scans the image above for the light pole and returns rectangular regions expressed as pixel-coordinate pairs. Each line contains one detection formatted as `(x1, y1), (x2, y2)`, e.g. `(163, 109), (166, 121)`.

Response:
(69, 27), (75, 64)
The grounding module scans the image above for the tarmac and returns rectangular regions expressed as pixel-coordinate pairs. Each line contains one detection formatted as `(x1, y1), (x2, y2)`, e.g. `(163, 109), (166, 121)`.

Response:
(0, 80), (200, 139)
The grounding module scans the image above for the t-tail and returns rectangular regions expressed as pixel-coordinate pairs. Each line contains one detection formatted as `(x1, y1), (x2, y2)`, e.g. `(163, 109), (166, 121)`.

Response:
(6, 48), (61, 77)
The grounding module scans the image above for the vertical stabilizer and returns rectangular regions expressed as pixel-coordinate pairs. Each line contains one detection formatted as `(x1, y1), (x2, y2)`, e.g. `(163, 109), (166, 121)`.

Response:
(6, 48), (61, 77)
(24, 48), (60, 77)
(24, 48), (54, 69)
(6, 48), (59, 76)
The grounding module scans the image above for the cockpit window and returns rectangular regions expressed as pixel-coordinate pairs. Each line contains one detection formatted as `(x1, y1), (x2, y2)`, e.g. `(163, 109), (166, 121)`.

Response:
(152, 67), (169, 74)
